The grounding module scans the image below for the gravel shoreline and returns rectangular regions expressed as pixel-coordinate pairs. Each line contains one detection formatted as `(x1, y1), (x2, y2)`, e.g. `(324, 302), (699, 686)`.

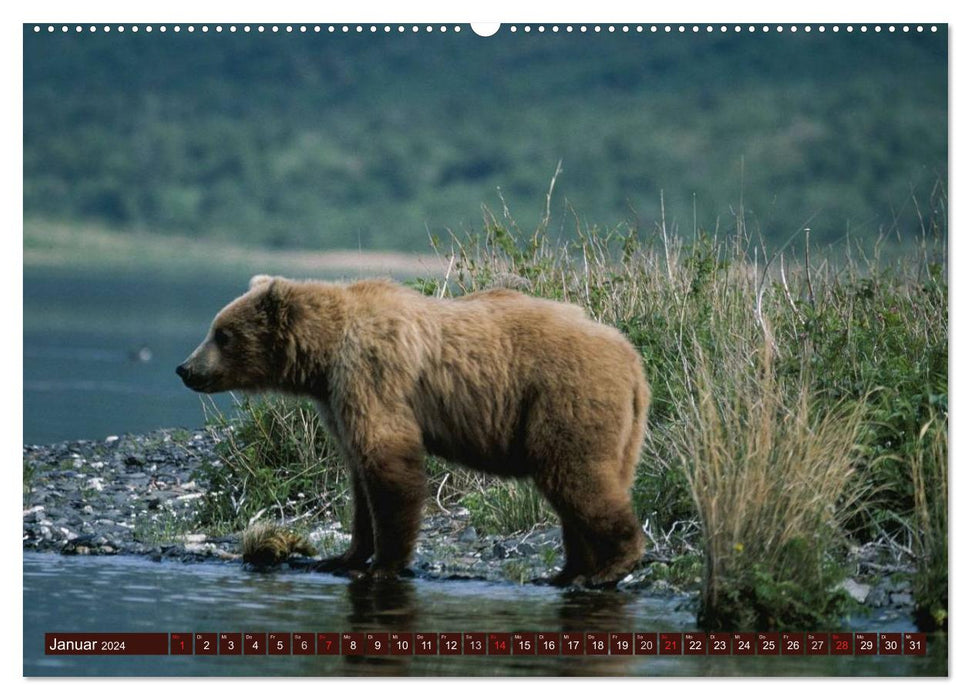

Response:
(21, 428), (634, 586)
(23, 428), (916, 612)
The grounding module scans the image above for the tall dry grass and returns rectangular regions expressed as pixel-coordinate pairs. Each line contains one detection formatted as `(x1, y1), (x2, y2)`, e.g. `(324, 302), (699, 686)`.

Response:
(911, 411), (948, 630)
(675, 336), (868, 629)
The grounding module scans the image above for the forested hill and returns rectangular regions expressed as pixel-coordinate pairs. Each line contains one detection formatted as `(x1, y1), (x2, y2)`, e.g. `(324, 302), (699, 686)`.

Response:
(23, 26), (946, 251)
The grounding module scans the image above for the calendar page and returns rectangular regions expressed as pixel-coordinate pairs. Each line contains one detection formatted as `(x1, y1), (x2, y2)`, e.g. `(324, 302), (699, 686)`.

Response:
(21, 14), (948, 679)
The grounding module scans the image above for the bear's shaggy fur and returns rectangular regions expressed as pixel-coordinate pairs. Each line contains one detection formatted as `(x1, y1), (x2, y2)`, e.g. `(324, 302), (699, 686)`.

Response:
(178, 276), (650, 585)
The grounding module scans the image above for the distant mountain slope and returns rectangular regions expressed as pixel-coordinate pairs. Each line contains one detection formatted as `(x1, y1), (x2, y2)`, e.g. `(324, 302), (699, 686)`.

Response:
(24, 26), (946, 250)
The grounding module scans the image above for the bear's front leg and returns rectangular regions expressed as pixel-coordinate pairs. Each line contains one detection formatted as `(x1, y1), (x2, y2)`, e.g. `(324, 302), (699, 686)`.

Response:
(314, 469), (374, 573)
(358, 442), (426, 579)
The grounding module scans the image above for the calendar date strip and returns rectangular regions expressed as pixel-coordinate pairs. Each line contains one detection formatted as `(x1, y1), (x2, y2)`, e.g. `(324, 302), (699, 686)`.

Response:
(45, 631), (927, 656)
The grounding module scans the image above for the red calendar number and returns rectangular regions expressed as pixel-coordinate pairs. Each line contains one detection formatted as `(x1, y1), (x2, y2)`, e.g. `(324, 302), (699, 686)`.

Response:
(341, 632), (364, 656)
(390, 633), (413, 655)
(316, 633), (339, 655)
(610, 633), (633, 655)
(170, 633), (192, 655)
(831, 633), (853, 656)
(464, 632), (487, 655)
(806, 633), (828, 655)
(855, 633), (878, 656)
(733, 633), (756, 656)
(660, 633), (682, 655)
(439, 633), (462, 656)
(366, 633), (389, 655)
(219, 633), (242, 656)
(879, 633), (902, 655)
(561, 633), (584, 656)
(513, 633), (536, 655)
(244, 633), (266, 655)
(537, 633), (559, 656)
(194, 633), (217, 656)
(707, 633), (731, 656)
(780, 633), (804, 656)
(903, 633), (927, 656)
(489, 633), (512, 655)
(292, 633), (314, 655)
(414, 633), (437, 655)
(681, 632), (703, 656)
(635, 633), (658, 655)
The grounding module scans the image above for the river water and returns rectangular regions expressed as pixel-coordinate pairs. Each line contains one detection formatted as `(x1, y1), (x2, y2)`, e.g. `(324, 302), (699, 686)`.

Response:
(23, 553), (946, 677)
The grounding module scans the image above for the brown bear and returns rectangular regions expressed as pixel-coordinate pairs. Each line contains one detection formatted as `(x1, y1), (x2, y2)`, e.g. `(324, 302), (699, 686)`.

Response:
(177, 275), (649, 586)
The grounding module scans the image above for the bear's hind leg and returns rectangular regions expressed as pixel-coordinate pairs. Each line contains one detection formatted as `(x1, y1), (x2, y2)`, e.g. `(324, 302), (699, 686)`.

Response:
(549, 520), (596, 586)
(538, 465), (644, 587)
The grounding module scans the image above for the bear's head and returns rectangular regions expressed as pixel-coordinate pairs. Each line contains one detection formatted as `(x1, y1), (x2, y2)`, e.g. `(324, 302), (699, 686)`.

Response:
(176, 274), (296, 394)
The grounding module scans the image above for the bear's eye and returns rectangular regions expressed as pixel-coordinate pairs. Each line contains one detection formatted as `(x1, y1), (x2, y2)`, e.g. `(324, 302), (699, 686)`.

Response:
(213, 328), (231, 348)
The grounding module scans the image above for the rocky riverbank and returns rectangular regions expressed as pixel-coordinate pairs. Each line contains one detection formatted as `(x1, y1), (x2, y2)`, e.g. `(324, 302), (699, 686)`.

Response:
(21, 428), (625, 585)
(22, 428), (916, 612)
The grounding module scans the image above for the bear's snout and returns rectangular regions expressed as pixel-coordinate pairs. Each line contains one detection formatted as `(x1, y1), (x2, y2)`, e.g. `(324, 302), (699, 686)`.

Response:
(175, 362), (196, 388)
(176, 362), (207, 391)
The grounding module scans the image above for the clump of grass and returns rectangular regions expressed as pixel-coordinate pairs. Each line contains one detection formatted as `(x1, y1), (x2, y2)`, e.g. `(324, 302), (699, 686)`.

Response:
(241, 521), (316, 567)
(502, 559), (533, 585)
(132, 508), (199, 545)
(911, 411), (948, 631)
(459, 481), (555, 535)
(23, 459), (36, 501)
(197, 395), (349, 530)
(675, 336), (869, 629)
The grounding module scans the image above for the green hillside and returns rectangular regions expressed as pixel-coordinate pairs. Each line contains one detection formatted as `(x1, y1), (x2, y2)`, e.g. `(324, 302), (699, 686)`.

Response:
(23, 26), (946, 251)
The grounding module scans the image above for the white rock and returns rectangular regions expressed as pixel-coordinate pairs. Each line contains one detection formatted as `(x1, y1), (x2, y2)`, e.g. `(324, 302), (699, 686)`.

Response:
(841, 578), (871, 604)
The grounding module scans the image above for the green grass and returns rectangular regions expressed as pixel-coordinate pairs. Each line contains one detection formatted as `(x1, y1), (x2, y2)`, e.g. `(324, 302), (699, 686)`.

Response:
(460, 481), (555, 535)
(911, 411), (948, 631)
(23, 460), (36, 501)
(199, 186), (946, 628)
(194, 396), (350, 531)
(132, 508), (200, 545)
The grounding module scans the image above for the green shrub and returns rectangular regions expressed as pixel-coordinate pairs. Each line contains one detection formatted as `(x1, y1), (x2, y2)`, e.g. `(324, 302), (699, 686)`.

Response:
(196, 396), (348, 530)
(460, 481), (555, 535)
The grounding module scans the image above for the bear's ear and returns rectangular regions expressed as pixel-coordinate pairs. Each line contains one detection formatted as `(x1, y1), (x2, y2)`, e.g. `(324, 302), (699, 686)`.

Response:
(249, 274), (274, 291)
(255, 278), (294, 328)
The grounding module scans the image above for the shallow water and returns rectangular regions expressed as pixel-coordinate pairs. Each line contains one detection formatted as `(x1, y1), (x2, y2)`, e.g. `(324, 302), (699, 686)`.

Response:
(23, 553), (946, 677)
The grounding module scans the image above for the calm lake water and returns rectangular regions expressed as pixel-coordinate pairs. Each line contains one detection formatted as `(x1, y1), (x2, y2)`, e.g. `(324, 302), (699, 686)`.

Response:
(24, 266), (298, 444)
(23, 553), (946, 677)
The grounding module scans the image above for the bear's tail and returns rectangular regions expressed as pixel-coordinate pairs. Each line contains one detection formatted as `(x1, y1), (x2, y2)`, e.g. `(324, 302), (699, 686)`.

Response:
(621, 374), (650, 487)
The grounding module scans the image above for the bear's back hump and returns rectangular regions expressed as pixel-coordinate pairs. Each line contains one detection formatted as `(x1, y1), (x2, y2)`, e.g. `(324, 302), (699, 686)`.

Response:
(438, 288), (635, 370)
